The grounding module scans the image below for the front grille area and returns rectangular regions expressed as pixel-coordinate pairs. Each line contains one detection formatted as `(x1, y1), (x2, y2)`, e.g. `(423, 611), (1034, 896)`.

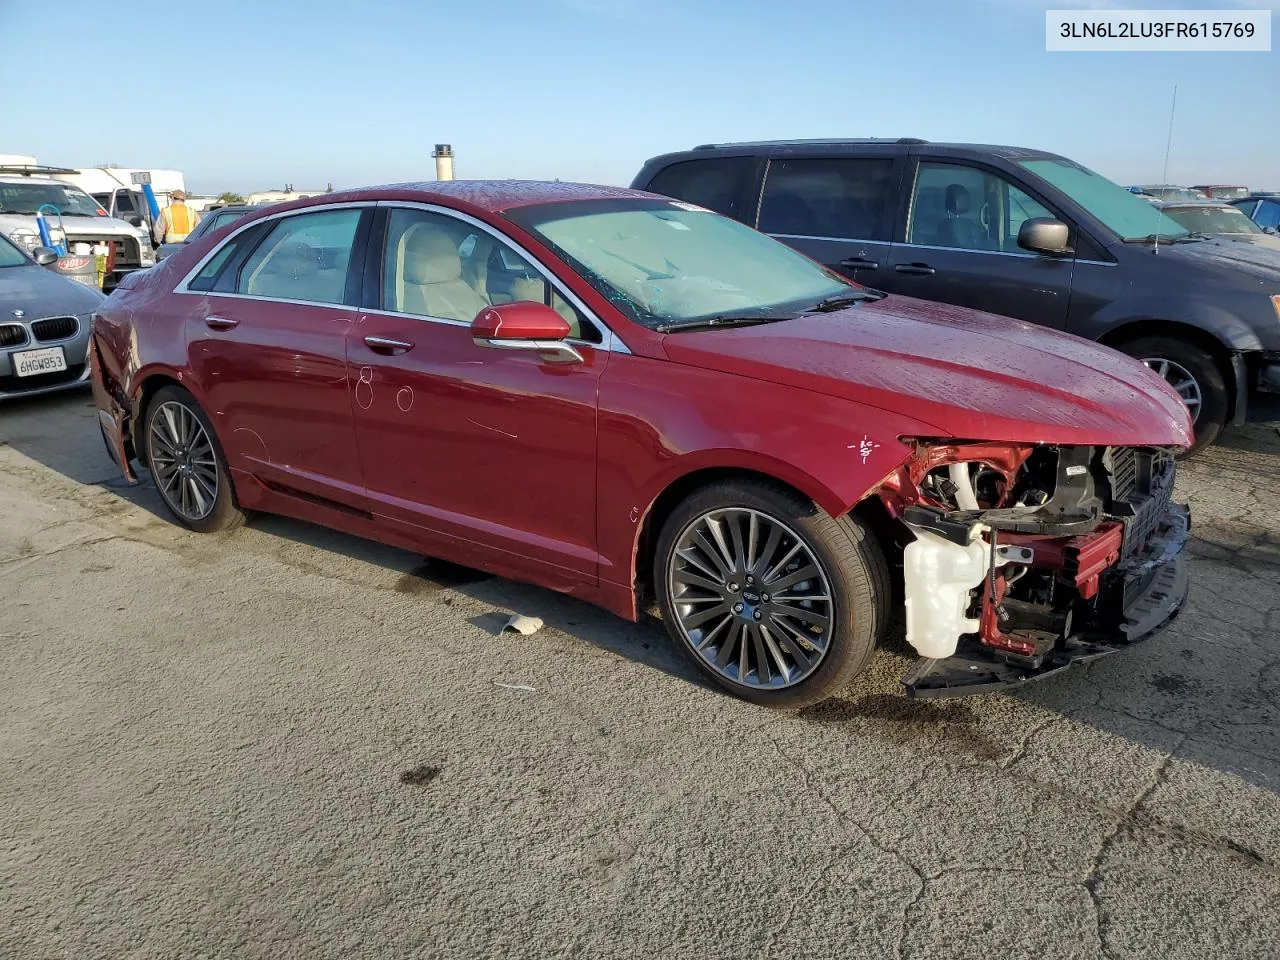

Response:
(67, 235), (141, 269)
(0, 323), (28, 348)
(32, 316), (77, 343)
(1105, 447), (1176, 559)
(0, 362), (86, 393)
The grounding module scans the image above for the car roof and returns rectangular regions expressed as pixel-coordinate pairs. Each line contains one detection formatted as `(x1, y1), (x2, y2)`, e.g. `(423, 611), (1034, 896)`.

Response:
(282, 180), (654, 215)
(0, 174), (68, 186)
(682, 139), (1067, 161)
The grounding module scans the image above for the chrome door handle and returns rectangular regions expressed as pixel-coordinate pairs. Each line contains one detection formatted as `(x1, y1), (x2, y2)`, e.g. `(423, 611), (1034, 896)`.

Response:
(204, 316), (239, 330)
(894, 263), (935, 276)
(364, 335), (414, 355)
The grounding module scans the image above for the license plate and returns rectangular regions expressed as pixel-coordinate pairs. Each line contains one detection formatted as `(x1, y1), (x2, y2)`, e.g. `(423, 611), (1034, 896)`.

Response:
(13, 347), (67, 377)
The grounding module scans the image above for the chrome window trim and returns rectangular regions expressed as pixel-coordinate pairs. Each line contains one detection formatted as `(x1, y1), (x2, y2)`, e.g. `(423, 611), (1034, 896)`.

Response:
(767, 232), (885, 244)
(375, 200), (630, 354)
(173, 200), (376, 300)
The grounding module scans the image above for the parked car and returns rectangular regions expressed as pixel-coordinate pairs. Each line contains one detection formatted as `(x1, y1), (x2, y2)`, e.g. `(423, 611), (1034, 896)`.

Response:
(1231, 195), (1280, 233)
(1192, 185), (1251, 201)
(0, 233), (104, 400)
(0, 171), (155, 290)
(155, 204), (262, 262)
(1156, 200), (1280, 251)
(92, 182), (1191, 705)
(632, 139), (1280, 451)
(1130, 185), (1207, 202)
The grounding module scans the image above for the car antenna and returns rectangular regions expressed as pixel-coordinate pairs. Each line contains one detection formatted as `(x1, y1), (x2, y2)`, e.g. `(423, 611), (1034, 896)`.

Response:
(1154, 84), (1178, 256)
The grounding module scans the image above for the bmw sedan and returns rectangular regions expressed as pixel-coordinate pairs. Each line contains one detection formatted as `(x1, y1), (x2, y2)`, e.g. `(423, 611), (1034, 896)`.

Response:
(1, 234), (105, 400)
(92, 182), (1192, 705)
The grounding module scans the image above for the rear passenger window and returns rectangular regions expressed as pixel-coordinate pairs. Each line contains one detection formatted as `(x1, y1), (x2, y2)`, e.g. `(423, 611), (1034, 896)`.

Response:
(758, 158), (895, 241)
(645, 158), (752, 220)
(237, 208), (360, 304)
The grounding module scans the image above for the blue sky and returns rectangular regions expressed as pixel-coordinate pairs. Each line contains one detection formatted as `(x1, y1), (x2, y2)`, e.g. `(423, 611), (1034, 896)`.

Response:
(2, 0), (1276, 194)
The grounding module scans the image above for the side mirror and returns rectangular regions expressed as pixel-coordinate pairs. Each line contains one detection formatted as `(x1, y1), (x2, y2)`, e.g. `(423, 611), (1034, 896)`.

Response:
(471, 301), (582, 363)
(1018, 217), (1072, 257)
(32, 246), (59, 266)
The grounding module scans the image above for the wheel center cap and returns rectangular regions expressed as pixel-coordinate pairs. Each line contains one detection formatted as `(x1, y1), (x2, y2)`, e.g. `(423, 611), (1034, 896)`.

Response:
(741, 589), (761, 604)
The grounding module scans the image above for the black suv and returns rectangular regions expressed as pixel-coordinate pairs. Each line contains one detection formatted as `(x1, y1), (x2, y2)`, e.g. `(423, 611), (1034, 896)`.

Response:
(633, 139), (1280, 451)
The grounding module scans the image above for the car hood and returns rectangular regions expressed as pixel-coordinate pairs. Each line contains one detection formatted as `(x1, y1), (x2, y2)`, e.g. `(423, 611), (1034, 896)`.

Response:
(0, 262), (105, 316)
(660, 296), (1193, 448)
(1153, 235), (1280, 278)
(1209, 232), (1280, 252)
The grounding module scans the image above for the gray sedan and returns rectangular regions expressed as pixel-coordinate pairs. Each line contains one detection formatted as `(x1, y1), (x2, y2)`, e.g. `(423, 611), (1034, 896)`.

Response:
(0, 236), (105, 400)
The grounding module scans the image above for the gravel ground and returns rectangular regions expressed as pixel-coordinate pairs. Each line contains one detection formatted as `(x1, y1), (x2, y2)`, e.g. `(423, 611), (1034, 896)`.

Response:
(2, 390), (1278, 960)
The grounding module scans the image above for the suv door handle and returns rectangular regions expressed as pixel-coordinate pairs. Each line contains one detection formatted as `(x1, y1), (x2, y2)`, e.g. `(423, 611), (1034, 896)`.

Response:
(894, 263), (935, 276)
(204, 315), (239, 330)
(364, 335), (414, 355)
(839, 257), (880, 270)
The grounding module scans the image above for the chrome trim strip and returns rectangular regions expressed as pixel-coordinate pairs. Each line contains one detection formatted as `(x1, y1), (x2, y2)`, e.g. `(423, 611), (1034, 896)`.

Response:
(767, 232), (886, 244)
(174, 290), (356, 310)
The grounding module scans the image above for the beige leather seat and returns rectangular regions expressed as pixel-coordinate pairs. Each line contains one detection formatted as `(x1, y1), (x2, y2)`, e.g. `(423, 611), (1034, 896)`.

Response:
(396, 225), (487, 322)
(510, 276), (583, 339)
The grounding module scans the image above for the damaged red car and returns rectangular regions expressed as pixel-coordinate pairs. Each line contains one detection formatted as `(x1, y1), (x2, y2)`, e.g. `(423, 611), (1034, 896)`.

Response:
(91, 182), (1192, 706)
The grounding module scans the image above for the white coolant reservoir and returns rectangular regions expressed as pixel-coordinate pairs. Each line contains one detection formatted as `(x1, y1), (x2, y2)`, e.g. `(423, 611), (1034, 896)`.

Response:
(902, 524), (992, 659)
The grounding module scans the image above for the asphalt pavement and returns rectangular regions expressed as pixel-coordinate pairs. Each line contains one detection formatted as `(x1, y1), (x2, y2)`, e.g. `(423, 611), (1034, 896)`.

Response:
(2, 390), (1278, 959)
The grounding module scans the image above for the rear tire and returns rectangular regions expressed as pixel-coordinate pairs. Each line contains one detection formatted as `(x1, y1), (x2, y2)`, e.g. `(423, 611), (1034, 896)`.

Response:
(653, 479), (889, 710)
(143, 385), (245, 533)
(1117, 336), (1228, 455)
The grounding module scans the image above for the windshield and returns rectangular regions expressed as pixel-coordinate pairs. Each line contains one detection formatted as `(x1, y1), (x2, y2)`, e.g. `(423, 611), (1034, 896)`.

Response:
(506, 199), (853, 328)
(1162, 204), (1263, 236)
(1021, 159), (1189, 241)
(1201, 186), (1250, 200)
(0, 181), (105, 218)
(0, 234), (28, 267)
(1142, 186), (1206, 202)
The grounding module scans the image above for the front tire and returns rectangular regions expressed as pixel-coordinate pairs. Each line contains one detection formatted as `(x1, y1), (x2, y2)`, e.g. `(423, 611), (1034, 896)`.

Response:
(1117, 336), (1229, 455)
(654, 480), (888, 709)
(143, 385), (244, 533)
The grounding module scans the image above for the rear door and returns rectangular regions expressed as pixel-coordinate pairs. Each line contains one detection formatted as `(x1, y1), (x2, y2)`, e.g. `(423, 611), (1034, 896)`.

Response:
(880, 159), (1074, 328)
(753, 152), (903, 289)
(181, 204), (370, 508)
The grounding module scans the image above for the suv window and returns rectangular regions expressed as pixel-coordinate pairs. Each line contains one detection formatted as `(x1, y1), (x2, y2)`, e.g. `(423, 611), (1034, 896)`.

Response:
(758, 158), (895, 241)
(909, 162), (1055, 253)
(381, 208), (598, 341)
(115, 191), (138, 215)
(1253, 199), (1280, 230)
(645, 158), (752, 219)
(237, 208), (360, 303)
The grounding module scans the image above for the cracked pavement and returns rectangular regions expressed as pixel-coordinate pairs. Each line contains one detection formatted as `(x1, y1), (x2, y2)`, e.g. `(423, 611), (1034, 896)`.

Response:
(2, 391), (1278, 959)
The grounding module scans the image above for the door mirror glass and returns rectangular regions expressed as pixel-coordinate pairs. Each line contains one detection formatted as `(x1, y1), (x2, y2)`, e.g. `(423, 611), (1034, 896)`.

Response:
(1017, 217), (1072, 256)
(32, 246), (59, 266)
(472, 301), (571, 341)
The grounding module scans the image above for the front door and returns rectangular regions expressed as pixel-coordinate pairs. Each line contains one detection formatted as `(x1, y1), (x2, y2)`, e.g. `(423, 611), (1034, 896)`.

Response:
(348, 206), (607, 582)
(183, 205), (369, 508)
(880, 160), (1075, 329)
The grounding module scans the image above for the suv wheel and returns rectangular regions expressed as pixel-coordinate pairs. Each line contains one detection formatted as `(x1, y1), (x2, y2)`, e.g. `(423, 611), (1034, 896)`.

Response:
(1118, 336), (1228, 454)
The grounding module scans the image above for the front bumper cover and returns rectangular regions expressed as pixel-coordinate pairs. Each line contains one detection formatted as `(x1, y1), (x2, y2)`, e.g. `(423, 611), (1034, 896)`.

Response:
(902, 503), (1190, 698)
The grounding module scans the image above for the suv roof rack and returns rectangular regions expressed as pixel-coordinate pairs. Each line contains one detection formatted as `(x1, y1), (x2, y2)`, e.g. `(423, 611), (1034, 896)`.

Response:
(0, 163), (80, 177)
(692, 137), (928, 150)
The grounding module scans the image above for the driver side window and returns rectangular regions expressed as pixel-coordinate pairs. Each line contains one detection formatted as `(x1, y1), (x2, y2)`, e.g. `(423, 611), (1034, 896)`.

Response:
(909, 162), (1054, 254)
(380, 208), (600, 342)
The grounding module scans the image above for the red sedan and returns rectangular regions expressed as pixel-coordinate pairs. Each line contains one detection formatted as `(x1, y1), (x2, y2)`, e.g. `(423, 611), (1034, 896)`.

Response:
(91, 182), (1193, 705)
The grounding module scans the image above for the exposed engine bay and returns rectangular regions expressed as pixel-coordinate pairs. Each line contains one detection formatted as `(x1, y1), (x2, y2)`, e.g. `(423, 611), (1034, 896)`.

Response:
(878, 441), (1190, 697)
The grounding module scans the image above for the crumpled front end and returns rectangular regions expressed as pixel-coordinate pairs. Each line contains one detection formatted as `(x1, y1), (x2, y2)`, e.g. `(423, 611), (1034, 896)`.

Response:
(878, 441), (1190, 697)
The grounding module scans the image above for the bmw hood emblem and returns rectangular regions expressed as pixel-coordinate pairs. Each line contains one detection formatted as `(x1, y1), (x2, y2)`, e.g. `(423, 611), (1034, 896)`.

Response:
(12, 309), (24, 318)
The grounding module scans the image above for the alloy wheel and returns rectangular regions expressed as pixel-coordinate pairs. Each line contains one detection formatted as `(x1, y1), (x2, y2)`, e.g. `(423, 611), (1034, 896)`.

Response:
(149, 401), (219, 521)
(1141, 356), (1203, 423)
(667, 508), (834, 690)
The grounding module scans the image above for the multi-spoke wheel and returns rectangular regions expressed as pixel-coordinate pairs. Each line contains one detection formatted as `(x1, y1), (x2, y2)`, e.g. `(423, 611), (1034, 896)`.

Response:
(655, 480), (888, 709)
(1119, 336), (1229, 455)
(144, 385), (245, 532)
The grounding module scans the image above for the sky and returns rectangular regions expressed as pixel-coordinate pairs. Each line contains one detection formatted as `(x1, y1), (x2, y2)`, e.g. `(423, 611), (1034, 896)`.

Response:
(2, 0), (1277, 195)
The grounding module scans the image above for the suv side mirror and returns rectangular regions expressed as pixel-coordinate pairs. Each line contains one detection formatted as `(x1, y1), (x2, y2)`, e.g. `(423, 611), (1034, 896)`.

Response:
(1018, 217), (1072, 257)
(32, 246), (59, 266)
(471, 301), (582, 364)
